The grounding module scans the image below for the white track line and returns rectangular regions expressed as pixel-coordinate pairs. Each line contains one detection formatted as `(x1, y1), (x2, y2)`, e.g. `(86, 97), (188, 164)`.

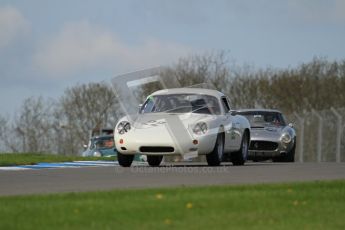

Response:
(0, 161), (147, 171)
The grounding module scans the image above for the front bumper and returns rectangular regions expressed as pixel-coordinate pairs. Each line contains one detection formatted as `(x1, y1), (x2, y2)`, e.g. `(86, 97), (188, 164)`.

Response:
(248, 138), (295, 157)
(115, 128), (216, 156)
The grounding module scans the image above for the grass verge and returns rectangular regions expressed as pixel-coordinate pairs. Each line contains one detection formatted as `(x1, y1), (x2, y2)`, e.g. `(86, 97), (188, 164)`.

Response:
(0, 153), (116, 166)
(0, 180), (344, 229)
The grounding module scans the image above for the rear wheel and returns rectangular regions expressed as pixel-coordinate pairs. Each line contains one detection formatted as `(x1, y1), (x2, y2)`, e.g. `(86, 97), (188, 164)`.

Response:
(117, 152), (134, 167)
(147, 155), (163, 167)
(206, 133), (224, 166)
(232, 131), (249, 166)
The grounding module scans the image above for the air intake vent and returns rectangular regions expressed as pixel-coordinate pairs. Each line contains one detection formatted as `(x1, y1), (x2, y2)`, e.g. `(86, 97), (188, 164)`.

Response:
(139, 146), (174, 153)
(250, 141), (278, 151)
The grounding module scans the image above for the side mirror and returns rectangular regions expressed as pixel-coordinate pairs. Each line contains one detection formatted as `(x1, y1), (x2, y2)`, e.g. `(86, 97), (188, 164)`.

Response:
(230, 110), (237, 116)
(288, 123), (294, 128)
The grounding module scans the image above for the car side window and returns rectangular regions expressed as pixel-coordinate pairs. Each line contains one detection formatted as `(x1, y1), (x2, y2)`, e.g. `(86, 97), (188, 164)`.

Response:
(140, 98), (155, 114)
(280, 113), (287, 126)
(221, 97), (230, 113)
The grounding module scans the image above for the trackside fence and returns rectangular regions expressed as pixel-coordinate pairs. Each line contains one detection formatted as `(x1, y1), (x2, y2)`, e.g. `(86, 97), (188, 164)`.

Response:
(286, 107), (345, 162)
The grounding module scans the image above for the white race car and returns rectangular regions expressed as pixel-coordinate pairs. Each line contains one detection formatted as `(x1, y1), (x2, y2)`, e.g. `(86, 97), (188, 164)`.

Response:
(114, 88), (251, 167)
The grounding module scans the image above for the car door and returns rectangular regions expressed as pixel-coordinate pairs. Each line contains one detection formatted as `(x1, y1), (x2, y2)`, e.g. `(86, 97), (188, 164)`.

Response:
(220, 97), (238, 151)
(231, 114), (244, 149)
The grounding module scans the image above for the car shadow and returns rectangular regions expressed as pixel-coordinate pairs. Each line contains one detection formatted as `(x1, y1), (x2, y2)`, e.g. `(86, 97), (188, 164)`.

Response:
(130, 161), (290, 168)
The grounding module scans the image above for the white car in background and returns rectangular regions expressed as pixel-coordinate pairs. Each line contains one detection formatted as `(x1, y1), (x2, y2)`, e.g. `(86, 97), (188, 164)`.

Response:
(114, 88), (251, 167)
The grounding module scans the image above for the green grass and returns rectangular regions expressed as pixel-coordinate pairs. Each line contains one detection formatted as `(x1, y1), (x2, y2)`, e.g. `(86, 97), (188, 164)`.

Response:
(0, 153), (116, 166)
(0, 180), (344, 229)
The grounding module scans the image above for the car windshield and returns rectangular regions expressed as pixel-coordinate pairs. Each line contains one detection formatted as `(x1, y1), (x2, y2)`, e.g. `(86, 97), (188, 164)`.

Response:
(139, 94), (221, 115)
(90, 136), (115, 150)
(237, 111), (286, 127)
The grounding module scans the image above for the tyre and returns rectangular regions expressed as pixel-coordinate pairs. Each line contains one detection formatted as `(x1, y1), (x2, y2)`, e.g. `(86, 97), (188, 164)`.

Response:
(232, 131), (249, 166)
(273, 142), (296, 163)
(284, 143), (295, 162)
(206, 133), (224, 166)
(117, 152), (134, 167)
(272, 156), (283, 162)
(147, 155), (163, 167)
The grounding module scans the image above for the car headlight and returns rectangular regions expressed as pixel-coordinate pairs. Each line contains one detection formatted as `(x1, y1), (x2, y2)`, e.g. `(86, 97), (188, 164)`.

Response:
(117, 121), (131, 134)
(93, 151), (101, 157)
(281, 132), (292, 144)
(193, 122), (208, 135)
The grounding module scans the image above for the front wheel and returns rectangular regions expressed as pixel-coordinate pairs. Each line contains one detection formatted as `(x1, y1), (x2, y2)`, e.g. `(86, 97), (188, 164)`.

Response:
(284, 143), (296, 162)
(117, 152), (134, 167)
(273, 142), (296, 163)
(232, 131), (249, 166)
(147, 155), (163, 167)
(206, 133), (224, 166)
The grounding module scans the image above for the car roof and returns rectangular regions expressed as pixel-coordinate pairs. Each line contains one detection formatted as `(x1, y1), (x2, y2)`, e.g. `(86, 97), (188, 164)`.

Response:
(150, 88), (225, 98)
(237, 108), (282, 113)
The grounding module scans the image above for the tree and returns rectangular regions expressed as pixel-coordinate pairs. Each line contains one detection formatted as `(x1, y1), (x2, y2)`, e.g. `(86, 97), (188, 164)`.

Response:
(57, 82), (119, 155)
(0, 115), (12, 152)
(163, 51), (230, 88)
(0, 97), (55, 153)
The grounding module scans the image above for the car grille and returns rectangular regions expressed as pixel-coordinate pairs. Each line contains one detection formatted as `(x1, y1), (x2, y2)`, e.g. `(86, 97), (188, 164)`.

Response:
(249, 141), (278, 151)
(139, 146), (175, 153)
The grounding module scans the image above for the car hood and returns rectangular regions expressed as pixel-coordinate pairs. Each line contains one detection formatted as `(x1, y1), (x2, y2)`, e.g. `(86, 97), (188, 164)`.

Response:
(250, 126), (284, 140)
(131, 113), (215, 130)
(82, 148), (116, 157)
(98, 148), (116, 156)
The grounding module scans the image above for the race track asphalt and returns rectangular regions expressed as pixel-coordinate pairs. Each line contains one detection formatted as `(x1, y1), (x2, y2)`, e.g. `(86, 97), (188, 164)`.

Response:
(0, 162), (344, 196)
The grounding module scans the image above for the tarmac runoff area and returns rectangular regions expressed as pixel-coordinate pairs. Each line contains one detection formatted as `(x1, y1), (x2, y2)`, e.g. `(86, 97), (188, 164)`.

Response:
(0, 162), (344, 196)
